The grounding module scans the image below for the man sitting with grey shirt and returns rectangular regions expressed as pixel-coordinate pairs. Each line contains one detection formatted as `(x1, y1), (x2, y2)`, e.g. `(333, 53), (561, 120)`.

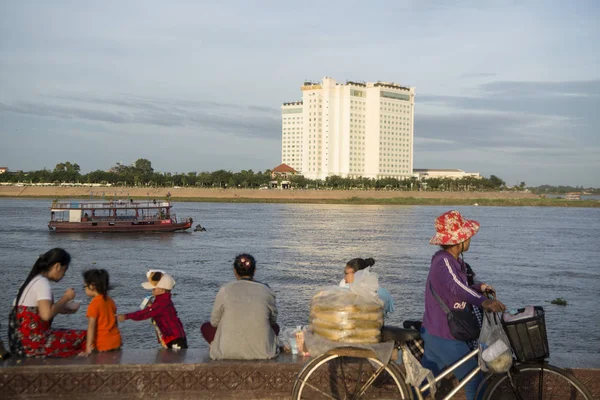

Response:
(201, 254), (279, 360)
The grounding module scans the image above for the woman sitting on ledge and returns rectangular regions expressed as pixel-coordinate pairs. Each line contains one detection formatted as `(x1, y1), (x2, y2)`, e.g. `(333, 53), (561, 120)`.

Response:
(201, 254), (279, 360)
(8, 248), (86, 357)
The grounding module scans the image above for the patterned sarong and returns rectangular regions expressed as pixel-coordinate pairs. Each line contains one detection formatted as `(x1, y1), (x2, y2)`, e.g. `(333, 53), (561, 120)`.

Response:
(9, 305), (86, 358)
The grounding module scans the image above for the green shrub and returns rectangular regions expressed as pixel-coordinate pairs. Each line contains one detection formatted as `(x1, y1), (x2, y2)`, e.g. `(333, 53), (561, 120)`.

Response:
(550, 297), (568, 306)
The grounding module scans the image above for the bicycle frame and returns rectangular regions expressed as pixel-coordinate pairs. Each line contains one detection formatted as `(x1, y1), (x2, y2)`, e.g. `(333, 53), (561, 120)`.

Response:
(412, 347), (482, 400)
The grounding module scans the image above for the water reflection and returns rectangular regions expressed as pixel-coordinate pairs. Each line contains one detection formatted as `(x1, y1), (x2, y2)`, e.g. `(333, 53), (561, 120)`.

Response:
(48, 232), (178, 243)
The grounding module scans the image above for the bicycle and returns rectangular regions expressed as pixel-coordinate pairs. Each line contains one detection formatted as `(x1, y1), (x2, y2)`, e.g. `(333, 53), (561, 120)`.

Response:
(291, 314), (593, 399)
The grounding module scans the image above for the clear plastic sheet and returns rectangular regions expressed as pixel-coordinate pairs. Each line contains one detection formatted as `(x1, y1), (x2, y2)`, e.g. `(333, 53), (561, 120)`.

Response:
(304, 330), (394, 365)
(402, 344), (436, 398)
(309, 270), (384, 345)
(278, 326), (309, 355)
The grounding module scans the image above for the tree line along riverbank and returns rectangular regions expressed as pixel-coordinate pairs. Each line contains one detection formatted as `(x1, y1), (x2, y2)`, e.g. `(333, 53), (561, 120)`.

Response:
(0, 186), (598, 207)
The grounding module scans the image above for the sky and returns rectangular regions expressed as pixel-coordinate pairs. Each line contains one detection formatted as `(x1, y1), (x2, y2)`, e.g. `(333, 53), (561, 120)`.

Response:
(0, 0), (598, 187)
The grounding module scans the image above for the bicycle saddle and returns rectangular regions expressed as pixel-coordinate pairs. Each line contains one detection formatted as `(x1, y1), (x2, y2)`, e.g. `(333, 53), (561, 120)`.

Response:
(381, 326), (421, 343)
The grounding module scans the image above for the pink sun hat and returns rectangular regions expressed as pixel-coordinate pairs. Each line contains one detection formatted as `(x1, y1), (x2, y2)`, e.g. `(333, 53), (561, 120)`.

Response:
(429, 210), (480, 245)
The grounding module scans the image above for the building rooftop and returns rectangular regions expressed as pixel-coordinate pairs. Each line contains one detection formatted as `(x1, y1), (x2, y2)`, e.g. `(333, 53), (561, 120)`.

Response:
(414, 168), (465, 172)
(373, 82), (412, 91)
(300, 77), (414, 92)
(346, 80), (367, 87)
(272, 163), (298, 173)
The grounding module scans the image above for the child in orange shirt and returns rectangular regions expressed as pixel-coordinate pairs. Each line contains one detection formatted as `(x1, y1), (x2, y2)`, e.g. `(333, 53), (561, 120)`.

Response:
(81, 269), (122, 355)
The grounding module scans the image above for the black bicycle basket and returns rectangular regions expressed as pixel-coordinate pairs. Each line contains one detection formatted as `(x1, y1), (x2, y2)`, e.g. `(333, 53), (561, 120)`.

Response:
(502, 306), (549, 362)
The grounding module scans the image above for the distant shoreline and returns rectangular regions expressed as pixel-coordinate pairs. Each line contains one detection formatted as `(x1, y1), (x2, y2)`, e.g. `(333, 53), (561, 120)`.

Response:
(1, 186), (598, 207)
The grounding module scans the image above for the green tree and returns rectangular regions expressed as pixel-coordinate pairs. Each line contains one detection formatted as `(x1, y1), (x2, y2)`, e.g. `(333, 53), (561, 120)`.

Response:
(134, 158), (153, 175)
(519, 181), (526, 190)
(211, 170), (233, 188)
(488, 175), (505, 189)
(196, 172), (211, 187)
(290, 174), (310, 189)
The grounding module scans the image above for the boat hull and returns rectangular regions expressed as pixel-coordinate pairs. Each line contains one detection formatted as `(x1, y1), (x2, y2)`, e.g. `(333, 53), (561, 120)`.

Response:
(48, 220), (192, 233)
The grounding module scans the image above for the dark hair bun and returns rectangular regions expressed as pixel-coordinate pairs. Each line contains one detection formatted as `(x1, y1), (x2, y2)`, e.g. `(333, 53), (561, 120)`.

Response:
(365, 258), (376, 267)
(234, 253), (256, 277)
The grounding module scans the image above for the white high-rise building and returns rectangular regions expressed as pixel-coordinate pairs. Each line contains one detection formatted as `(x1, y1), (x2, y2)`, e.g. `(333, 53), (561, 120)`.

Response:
(281, 77), (415, 180)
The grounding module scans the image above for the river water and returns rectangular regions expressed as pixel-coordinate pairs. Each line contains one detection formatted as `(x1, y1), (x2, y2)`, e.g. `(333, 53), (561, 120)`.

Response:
(0, 199), (598, 366)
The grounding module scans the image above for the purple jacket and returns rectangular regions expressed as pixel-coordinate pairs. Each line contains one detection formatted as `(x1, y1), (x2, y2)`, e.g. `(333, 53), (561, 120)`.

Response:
(422, 250), (485, 340)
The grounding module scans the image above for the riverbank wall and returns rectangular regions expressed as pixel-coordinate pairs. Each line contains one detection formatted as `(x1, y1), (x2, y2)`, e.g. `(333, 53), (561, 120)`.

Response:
(3, 186), (599, 207)
(0, 186), (540, 200)
(1, 350), (598, 399)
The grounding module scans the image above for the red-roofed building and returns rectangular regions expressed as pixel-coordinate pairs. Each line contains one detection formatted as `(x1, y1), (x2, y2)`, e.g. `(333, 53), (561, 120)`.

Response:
(270, 164), (298, 189)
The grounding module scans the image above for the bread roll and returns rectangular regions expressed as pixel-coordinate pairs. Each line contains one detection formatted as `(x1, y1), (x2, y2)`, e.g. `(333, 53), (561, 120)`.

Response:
(311, 303), (382, 313)
(310, 317), (383, 331)
(338, 336), (381, 344)
(310, 310), (383, 324)
(313, 326), (382, 341)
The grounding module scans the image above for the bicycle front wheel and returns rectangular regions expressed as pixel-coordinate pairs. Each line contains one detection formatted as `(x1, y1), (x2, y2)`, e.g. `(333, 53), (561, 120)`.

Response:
(483, 363), (593, 400)
(292, 353), (411, 400)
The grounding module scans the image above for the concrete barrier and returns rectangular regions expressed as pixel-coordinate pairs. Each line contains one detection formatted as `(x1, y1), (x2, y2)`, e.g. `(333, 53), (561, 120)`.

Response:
(1, 350), (598, 399)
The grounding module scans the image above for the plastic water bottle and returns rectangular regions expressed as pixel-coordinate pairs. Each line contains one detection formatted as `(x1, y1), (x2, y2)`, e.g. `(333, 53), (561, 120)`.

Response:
(140, 294), (152, 309)
(482, 339), (510, 362)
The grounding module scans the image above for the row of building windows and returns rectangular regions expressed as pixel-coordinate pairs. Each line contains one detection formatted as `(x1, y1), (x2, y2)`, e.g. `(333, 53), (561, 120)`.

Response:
(381, 124), (410, 128)
(381, 131), (410, 136)
(381, 164), (410, 171)
(382, 114), (410, 120)
(381, 101), (409, 107)
(379, 146), (410, 151)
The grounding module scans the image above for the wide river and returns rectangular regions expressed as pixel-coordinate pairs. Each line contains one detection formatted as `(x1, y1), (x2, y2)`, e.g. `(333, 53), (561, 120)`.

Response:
(1, 199), (598, 366)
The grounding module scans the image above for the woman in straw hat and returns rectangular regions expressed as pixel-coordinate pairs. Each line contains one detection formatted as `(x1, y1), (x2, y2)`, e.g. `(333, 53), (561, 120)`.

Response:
(421, 210), (506, 400)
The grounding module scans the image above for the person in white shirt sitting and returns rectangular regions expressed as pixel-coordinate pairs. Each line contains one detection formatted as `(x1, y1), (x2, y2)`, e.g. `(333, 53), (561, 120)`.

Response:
(8, 248), (86, 357)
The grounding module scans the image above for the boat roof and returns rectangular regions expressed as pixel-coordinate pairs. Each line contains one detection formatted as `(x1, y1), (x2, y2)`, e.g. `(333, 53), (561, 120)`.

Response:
(50, 199), (172, 210)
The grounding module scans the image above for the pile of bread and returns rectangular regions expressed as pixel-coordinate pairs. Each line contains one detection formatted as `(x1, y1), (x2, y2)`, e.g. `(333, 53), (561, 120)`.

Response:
(309, 288), (384, 344)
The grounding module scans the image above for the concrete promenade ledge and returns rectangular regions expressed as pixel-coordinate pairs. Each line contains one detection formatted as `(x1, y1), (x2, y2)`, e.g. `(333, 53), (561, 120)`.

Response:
(1, 350), (598, 399)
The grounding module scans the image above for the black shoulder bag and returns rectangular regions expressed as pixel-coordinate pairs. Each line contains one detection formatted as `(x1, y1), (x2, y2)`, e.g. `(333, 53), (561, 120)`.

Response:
(429, 282), (481, 342)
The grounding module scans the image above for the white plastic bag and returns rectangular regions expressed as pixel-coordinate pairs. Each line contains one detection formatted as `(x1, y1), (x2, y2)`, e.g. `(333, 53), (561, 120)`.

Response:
(478, 312), (513, 373)
(349, 267), (380, 301)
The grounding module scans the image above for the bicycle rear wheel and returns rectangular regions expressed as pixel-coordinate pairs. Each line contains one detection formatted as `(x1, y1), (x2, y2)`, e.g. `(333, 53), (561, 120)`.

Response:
(483, 363), (593, 400)
(292, 352), (411, 399)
